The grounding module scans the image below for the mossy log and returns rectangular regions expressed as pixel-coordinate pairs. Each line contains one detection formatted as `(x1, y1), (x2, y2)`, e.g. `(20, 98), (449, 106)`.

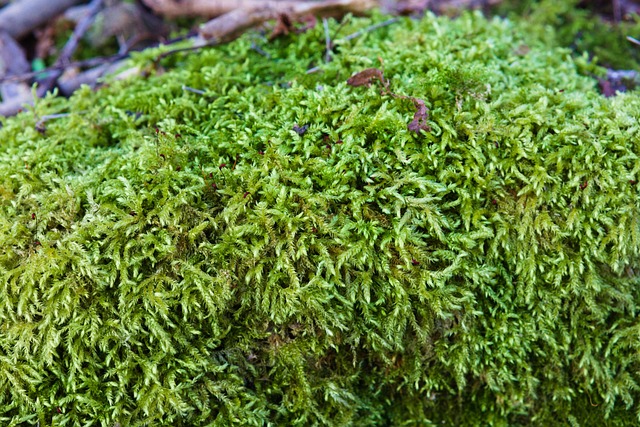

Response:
(0, 11), (639, 426)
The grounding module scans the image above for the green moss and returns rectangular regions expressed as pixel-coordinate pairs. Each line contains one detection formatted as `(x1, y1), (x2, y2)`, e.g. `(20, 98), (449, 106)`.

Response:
(1, 11), (639, 426)
(496, 0), (640, 70)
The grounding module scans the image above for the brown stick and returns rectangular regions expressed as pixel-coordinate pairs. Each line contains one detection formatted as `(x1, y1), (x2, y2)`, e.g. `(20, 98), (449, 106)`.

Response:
(199, 0), (377, 41)
(143, 0), (376, 19)
(142, 0), (295, 18)
(58, 0), (104, 66)
(0, 0), (85, 40)
(57, 59), (127, 96)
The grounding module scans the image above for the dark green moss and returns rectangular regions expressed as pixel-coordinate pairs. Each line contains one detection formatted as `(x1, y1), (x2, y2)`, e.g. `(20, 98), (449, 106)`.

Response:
(0, 11), (639, 426)
(496, 0), (640, 71)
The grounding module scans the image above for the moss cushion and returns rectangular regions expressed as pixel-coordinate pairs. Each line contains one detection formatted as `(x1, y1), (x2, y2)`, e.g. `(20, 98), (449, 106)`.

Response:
(1, 11), (639, 426)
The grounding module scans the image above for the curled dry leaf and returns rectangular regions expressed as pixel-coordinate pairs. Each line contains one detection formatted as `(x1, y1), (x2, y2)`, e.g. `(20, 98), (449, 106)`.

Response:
(347, 68), (387, 88)
(347, 68), (429, 134)
(407, 97), (430, 134)
(269, 13), (317, 40)
(269, 13), (294, 39)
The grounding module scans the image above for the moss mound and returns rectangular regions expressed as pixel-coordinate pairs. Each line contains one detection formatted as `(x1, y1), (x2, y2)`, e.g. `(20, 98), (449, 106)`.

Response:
(1, 11), (639, 426)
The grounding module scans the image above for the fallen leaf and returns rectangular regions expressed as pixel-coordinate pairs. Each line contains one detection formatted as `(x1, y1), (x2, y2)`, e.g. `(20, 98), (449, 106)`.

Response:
(347, 68), (387, 88)
(407, 97), (430, 134)
(269, 14), (294, 40)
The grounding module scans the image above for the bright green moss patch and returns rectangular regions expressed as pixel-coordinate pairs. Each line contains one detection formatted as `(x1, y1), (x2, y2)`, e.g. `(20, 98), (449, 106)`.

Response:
(1, 11), (640, 426)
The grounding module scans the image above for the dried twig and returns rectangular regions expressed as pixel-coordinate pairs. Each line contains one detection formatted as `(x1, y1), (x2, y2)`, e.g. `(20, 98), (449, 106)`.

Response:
(342, 17), (399, 41)
(323, 18), (332, 62)
(199, 0), (376, 42)
(0, 52), (130, 84)
(143, 0), (376, 19)
(39, 0), (105, 95)
(58, 0), (104, 66)
(57, 59), (128, 96)
(0, 59), (129, 116)
(628, 36), (640, 46)
(182, 85), (207, 95)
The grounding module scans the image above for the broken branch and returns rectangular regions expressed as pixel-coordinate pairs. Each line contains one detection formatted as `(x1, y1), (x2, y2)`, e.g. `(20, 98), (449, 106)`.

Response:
(198, 0), (377, 41)
(143, 0), (376, 19)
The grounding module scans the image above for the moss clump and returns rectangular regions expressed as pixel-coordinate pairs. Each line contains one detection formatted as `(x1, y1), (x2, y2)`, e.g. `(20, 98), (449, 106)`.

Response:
(496, 0), (640, 71)
(1, 11), (639, 426)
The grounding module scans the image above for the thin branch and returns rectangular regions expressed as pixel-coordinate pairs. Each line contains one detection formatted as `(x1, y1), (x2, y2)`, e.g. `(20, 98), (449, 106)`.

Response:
(341, 17), (399, 41)
(250, 41), (271, 58)
(199, 0), (376, 42)
(154, 39), (220, 61)
(323, 17), (332, 62)
(142, 0), (376, 18)
(0, 52), (130, 84)
(628, 36), (640, 46)
(39, 0), (105, 95)
(58, 0), (104, 66)
(57, 59), (127, 96)
(182, 85), (207, 95)
(307, 16), (398, 74)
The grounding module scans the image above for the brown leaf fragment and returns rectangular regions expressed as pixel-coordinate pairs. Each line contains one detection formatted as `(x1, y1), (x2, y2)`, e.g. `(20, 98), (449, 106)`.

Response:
(347, 68), (387, 88)
(408, 97), (430, 134)
(269, 13), (294, 40)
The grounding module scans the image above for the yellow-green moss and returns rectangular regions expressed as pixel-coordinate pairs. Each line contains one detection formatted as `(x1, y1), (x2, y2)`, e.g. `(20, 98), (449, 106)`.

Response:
(0, 11), (639, 426)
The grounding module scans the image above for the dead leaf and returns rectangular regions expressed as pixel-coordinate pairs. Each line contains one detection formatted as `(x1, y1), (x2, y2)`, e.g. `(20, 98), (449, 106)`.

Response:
(269, 14), (294, 40)
(407, 97), (430, 134)
(347, 68), (387, 88)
